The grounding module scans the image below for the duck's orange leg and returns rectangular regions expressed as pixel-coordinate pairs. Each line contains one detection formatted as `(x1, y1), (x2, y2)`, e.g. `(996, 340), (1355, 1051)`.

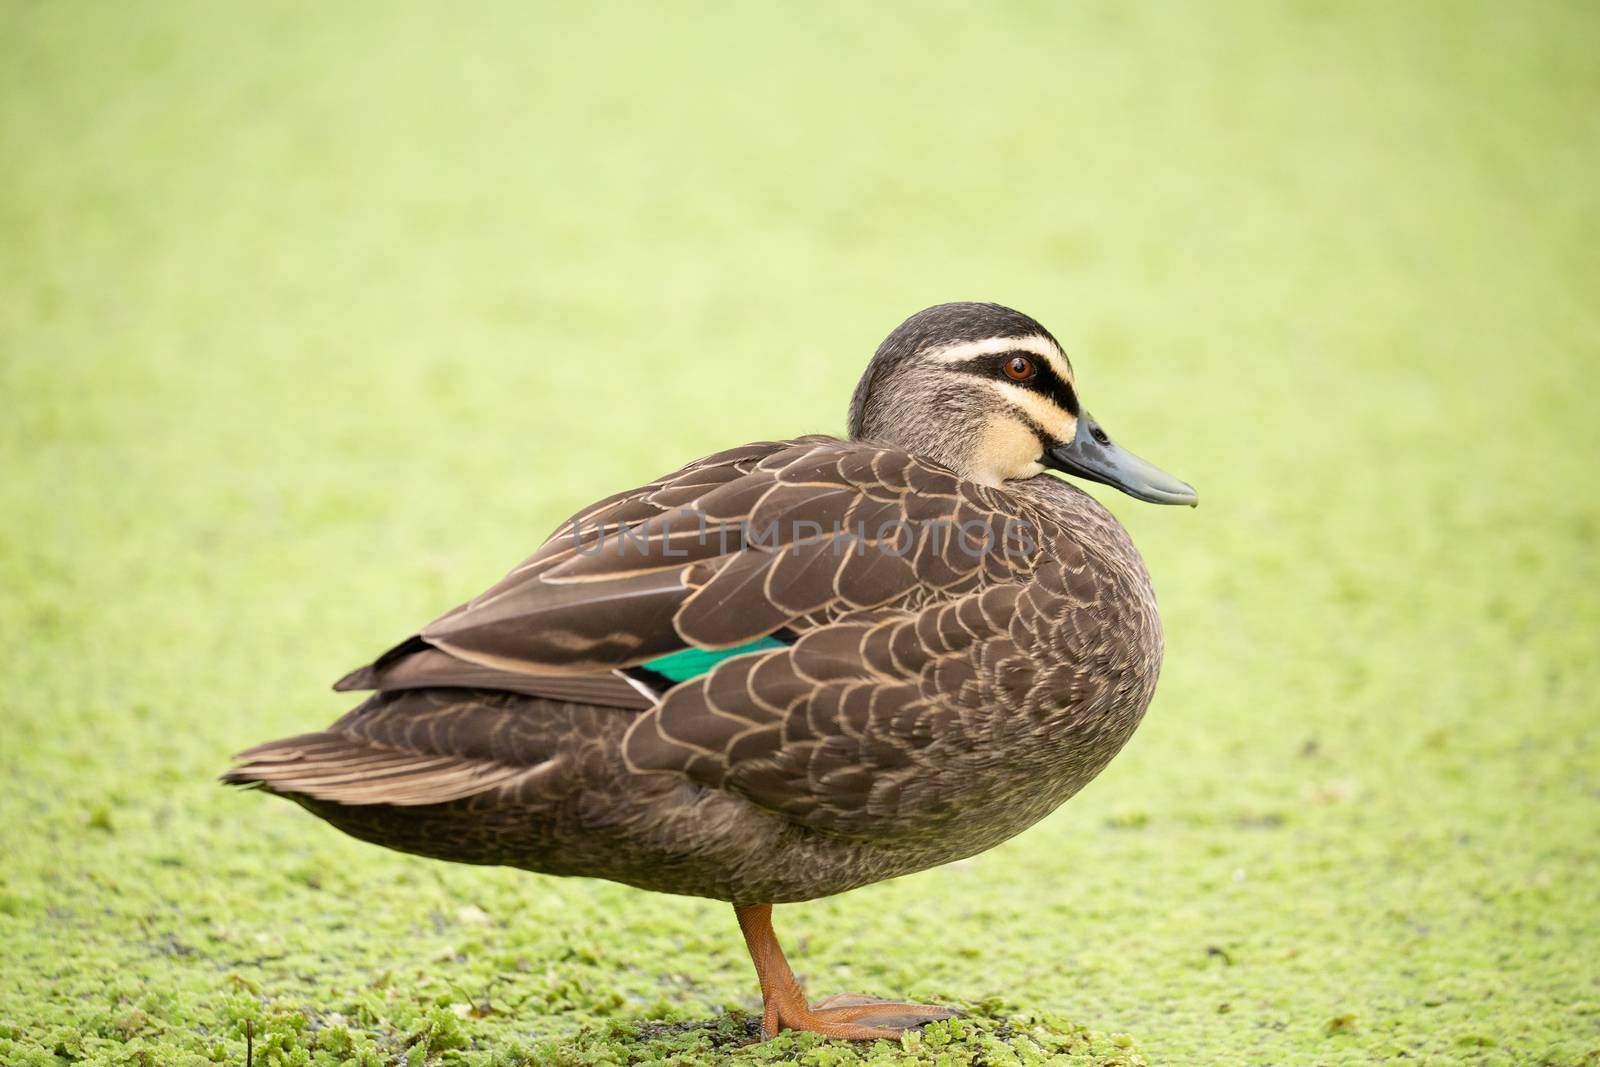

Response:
(734, 903), (957, 1041)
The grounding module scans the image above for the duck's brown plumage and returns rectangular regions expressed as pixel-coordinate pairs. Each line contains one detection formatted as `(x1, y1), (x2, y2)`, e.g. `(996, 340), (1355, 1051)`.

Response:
(225, 302), (1193, 1039)
(226, 435), (1162, 903)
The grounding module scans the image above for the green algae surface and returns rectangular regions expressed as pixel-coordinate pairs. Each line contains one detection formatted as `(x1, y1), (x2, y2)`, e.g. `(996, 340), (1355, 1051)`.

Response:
(3, 2), (1598, 1064)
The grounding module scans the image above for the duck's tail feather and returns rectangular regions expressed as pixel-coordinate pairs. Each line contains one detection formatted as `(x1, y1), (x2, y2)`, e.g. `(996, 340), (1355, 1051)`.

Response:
(220, 731), (546, 807)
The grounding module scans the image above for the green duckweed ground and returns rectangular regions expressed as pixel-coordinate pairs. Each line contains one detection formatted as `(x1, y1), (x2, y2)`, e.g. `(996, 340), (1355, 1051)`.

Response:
(3, 3), (1598, 1064)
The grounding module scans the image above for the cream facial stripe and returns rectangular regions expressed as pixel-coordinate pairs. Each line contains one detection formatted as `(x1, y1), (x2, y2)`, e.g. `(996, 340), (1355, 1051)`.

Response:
(975, 415), (1047, 485)
(923, 333), (1073, 383)
(989, 381), (1077, 443)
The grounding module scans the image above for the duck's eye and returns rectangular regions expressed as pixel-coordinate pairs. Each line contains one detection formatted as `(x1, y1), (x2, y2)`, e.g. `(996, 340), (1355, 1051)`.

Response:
(1003, 355), (1035, 382)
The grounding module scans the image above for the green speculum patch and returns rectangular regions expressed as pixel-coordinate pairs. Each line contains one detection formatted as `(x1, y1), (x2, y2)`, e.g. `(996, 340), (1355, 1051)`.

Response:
(640, 637), (788, 683)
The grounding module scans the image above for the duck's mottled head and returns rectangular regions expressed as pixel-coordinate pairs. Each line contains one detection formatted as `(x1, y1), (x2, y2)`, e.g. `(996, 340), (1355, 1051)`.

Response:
(848, 302), (1197, 504)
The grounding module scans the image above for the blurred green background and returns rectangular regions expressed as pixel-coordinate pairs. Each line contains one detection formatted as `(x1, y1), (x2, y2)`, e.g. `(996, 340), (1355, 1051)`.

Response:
(3, 2), (1597, 1064)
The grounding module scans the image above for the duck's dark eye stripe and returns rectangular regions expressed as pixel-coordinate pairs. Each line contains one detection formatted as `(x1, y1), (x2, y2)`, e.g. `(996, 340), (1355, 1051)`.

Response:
(1040, 369), (1080, 417)
(945, 350), (1080, 416)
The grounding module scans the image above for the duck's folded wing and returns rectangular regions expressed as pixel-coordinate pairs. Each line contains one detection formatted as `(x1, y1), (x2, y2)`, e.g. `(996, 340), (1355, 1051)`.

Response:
(334, 439), (796, 705)
(335, 435), (1030, 708)
(333, 637), (656, 709)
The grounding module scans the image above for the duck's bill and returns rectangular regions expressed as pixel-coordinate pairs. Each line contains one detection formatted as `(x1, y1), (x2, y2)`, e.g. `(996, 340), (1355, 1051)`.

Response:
(1044, 412), (1198, 506)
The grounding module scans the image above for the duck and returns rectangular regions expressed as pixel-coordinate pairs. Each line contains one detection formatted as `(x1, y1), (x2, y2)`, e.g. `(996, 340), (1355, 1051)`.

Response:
(223, 302), (1197, 1041)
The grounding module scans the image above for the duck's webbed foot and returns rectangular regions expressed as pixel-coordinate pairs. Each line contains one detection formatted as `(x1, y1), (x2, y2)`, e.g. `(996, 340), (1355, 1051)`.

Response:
(808, 993), (958, 1033)
(734, 904), (960, 1041)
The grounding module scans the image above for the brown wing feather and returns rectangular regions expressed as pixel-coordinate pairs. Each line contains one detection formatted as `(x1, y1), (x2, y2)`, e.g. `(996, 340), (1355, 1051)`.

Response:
(333, 645), (651, 708)
(336, 437), (1019, 703)
(332, 439), (814, 701)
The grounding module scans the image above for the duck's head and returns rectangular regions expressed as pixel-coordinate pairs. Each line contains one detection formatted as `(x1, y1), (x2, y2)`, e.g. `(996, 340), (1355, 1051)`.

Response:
(848, 302), (1198, 505)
